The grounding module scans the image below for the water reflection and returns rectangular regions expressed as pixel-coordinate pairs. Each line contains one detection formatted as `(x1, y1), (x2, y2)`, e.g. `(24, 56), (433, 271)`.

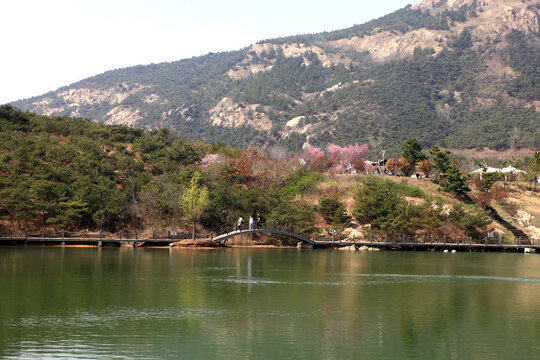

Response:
(0, 247), (539, 359)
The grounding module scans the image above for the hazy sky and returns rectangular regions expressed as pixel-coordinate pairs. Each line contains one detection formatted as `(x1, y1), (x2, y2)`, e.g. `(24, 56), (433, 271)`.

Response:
(1, 0), (414, 104)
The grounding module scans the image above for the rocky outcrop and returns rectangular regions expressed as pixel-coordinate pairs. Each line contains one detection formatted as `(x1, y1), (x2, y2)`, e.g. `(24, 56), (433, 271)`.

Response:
(209, 97), (273, 131)
(29, 82), (148, 120)
(104, 106), (142, 127)
(227, 42), (347, 79)
(328, 28), (447, 61)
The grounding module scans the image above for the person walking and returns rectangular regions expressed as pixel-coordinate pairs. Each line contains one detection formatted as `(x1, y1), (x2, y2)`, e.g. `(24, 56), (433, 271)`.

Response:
(257, 213), (262, 229)
(249, 215), (254, 230)
(237, 216), (244, 231)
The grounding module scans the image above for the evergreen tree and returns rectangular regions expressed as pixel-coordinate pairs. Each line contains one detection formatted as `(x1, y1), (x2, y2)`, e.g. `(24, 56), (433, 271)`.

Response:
(440, 166), (470, 196)
(318, 196), (351, 228)
(430, 145), (452, 181)
(401, 138), (427, 170)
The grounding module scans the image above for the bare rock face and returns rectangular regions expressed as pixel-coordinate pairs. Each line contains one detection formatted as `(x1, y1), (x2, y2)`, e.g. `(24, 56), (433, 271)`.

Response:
(29, 82), (148, 123)
(227, 42), (346, 79)
(328, 28), (447, 61)
(104, 106), (142, 127)
(160, 104), (192, 122)
(497, 5), (540, 34)
(209, 97), (273, 131)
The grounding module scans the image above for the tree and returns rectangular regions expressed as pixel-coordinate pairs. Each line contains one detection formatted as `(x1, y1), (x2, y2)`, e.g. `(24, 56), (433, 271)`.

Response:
(525, 150), (540, 191)
(401, 138), (426, 170)
(439, 166), (470, 196)
(430, 146), (451, 181)
(508, 127), (521, 162)
(318, 196), (351, 229)
(398, 157), (414, 176)
(416, 159), (432, 177)
(326, 143), (369, 172)
(449, 204), (491, 236)
(182, 172), (210, 239)
(353, 178), (439, 235)
(303, 144), (324, 160)
(385, 158), (399, 175)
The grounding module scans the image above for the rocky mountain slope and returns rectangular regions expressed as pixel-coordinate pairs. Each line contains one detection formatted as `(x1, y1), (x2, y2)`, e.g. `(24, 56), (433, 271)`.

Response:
(13, 0), (540, 155)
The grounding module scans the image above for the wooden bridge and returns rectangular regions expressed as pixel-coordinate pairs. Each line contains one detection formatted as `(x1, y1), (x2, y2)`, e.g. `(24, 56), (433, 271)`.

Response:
(213, 229), (539, 252)
(214, 229), (318, 245)
(0, 228), (538, 252)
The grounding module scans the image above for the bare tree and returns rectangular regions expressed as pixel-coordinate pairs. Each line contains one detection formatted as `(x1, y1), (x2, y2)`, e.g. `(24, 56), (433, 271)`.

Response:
(368, 133), (386, 174)
(508, 127), (521, 162)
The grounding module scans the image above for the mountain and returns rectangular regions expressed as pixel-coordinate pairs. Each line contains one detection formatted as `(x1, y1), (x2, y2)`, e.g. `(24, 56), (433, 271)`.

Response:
(12, 0), (540, 155)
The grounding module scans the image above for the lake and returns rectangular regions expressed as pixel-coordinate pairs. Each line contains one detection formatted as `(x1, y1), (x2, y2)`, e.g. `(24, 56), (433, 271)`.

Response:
(0, 247), (539, 359)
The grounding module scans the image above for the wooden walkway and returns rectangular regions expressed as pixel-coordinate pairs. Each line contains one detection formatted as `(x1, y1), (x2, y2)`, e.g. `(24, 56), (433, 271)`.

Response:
(0, 229), (538, 252)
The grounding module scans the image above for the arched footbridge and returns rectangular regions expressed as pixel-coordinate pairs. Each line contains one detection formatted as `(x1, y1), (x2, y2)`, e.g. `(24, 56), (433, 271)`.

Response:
(213, 229), (319, 246)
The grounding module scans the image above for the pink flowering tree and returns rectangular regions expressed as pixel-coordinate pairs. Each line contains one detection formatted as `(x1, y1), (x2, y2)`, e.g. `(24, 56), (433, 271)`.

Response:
(364, 162), (377, 173)
(326, 143), (369, 173)
(326, 144), (343, 162)
(304, 144), (324, 161)
(201, 154), (222, 167)
(342, 143), (369, 168)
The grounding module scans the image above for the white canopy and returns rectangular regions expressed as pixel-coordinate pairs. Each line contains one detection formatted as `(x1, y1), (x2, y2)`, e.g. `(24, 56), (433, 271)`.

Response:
(500, 166), (526, 174)
(470, 167), (501, 174)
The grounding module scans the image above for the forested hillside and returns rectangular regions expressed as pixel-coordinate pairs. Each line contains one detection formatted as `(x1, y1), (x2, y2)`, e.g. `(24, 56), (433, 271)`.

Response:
(3, 105), (540, 241)
(12, 0), (540, 156)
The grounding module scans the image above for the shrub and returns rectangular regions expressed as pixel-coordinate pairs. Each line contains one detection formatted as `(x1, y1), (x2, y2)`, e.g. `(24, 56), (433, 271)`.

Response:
(282, 171), (325, 197)
(318, 195), (351, 228)
(449, 204), (491, 235)
(353, 177), (438, 235)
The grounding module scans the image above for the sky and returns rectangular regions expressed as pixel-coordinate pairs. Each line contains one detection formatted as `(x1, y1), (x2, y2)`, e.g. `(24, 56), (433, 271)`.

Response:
(1, 0), (414, 104)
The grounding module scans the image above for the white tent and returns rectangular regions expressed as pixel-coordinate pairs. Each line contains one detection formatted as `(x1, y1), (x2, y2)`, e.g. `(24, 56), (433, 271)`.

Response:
(470, 167), (501, 174)
(500, 166), (526, 174)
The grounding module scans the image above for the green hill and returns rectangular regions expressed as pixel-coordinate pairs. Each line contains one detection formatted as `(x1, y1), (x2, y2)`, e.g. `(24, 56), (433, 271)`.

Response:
(12, 0), (540, 156)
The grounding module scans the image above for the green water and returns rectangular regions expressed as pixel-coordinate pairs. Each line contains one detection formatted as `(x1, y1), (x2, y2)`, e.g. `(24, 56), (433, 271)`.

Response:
(0, 247), (539, 359)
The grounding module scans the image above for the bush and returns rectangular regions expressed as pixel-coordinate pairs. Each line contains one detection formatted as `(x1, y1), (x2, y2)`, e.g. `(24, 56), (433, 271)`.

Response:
(318, 195), (351, 228)
(449, 204), (491, 235)
(353, 177), (439, 235)
(282, 171), (325, 196)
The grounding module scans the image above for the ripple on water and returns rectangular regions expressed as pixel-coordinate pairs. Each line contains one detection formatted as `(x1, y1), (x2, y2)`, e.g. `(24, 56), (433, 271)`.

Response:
(342, 273), (540, 283)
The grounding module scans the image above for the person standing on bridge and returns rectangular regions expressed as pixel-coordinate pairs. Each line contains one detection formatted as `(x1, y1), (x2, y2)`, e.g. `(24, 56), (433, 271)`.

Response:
(257, 213), (262, 229)
(249, 215), (254, 230)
